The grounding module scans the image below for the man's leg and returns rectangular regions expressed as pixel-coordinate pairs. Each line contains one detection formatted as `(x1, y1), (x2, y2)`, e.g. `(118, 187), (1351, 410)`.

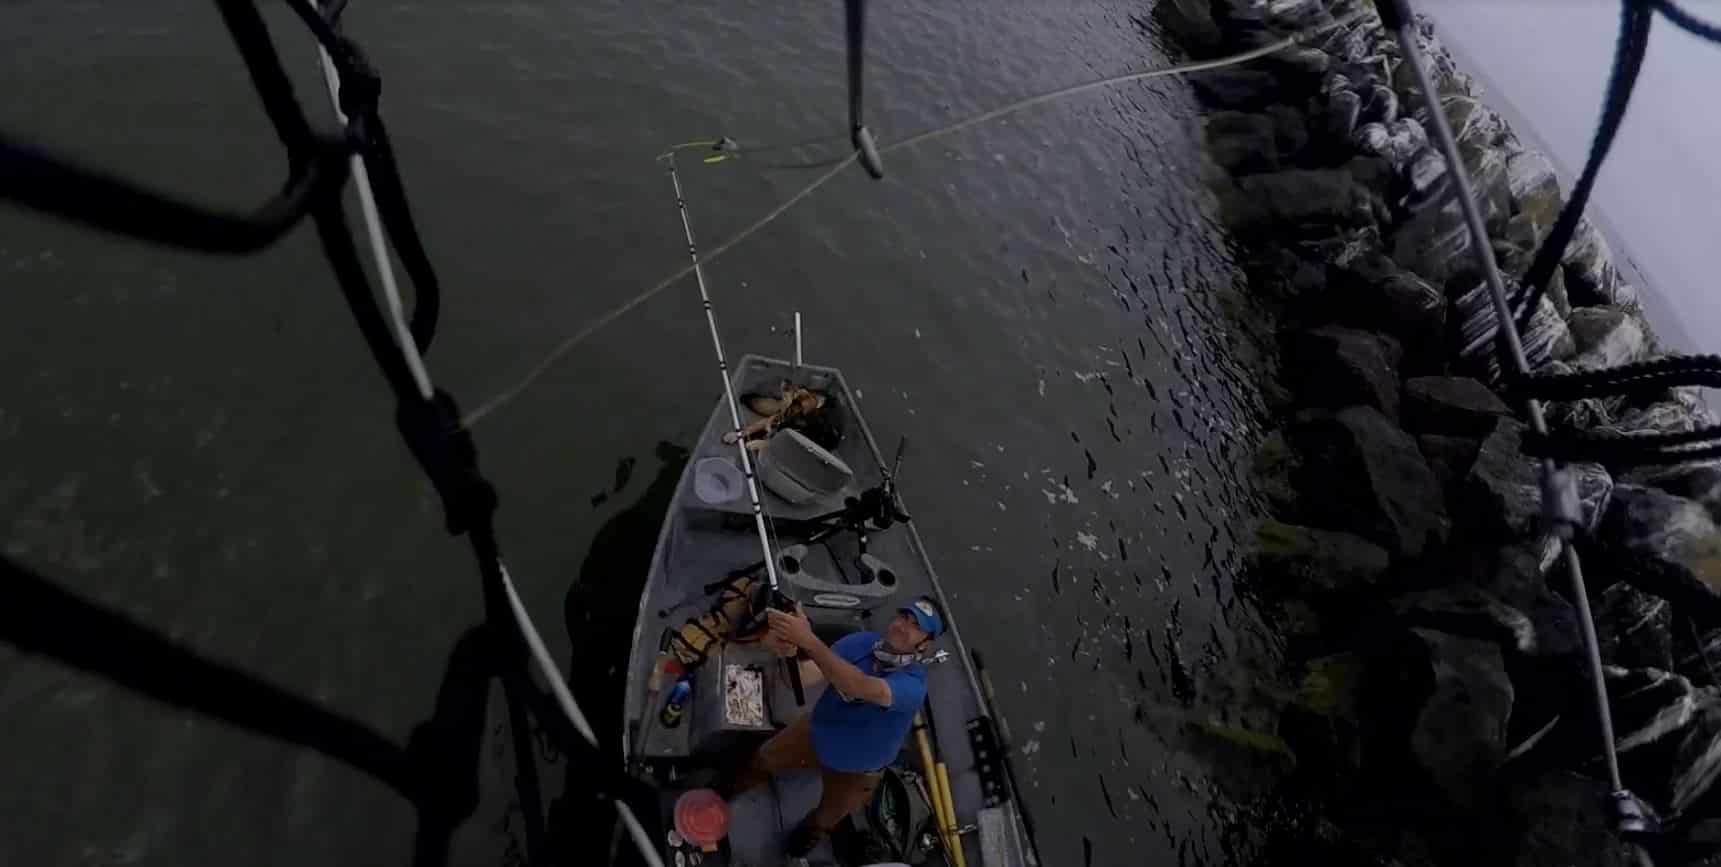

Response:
(785, 767), (880, 856)
(728, 713), (817, 795)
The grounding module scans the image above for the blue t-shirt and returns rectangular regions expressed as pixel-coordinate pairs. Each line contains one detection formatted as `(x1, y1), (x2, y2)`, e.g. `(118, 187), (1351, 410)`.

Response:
(809, 631), (927, 772)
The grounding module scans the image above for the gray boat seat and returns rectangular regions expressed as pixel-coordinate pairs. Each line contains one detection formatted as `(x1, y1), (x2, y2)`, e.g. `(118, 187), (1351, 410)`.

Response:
(757, 429), (854, 504)
(776, 545), (903, 615)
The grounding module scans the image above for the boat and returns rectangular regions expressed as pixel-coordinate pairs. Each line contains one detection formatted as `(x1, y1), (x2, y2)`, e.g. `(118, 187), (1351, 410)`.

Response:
(620, 351), (1039, 867)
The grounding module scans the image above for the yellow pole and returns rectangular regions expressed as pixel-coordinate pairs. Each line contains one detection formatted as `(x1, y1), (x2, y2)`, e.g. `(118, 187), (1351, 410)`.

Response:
(934, 761), (966, 867)
(913, 712), (967, 867)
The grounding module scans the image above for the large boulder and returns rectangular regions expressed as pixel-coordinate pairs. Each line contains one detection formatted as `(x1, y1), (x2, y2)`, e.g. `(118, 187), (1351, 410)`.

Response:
(1505, 772), (1641, 867)
(1487, 541), (1583, 661)
(1393, 586), (1537, 656)
(1392, 141), (1511, 284)
(1408, 628), (1515, 805)
(1288, 406), (1448, 559)
(1359, 83), (1399, 126)
(1465, 417), (1612, 538)
(1265, 103), (1311, 162)
(1452, 279), (1576, 386)
(1331, 260), (1445, 373)
(1404, 376), (1512, 437)
(1205, 111), (1280, 175)
(1353, 117), (1428, 170)
(1665, 698), (1721, 815)
(1596, 485), (1721, 630)
(1288, 325), (1404, 418)
(1154, 0), (1224, 57)
(1405, 147), (1448, 204)
(1567, 306), (1648, 370)
(1604, 401), (1708, 438)
(1324, 86), (1364, 143)
(1224, 169), (1378, 237)
(1192, 68), (1283, 110)
(1561, 218), (1636, 310)
(1249, 519), (1391, 594)
(1505, 149), (1563, 232)
(1595, 582), (1674, 671)
(1628, 461), (1721, 522)
(1419, 433), (1482, 505)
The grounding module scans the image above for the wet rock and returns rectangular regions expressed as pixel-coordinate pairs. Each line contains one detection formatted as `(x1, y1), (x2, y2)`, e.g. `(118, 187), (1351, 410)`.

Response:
(1408, 628), (1514, 805)
(1206, 111), (1280, 175)
(1561, 218), (1636, 310)
(1265, 103), (1310, 162)
(1404, 147), (1448, 204)
(1540, 360), (1619, 432)
(1289, 325), (1404, 418)
(1487, 541), (1582, 660)
(1506, 149), (1563, 232)
(1567, 306), (1647, 370)
(1289, 406), (1448, 559)
(1437, 94), (1510, 152)
(1452, 279), (1575, 385)
(1262, 46), (1332, 84)
(1465, 417), (1612, 539)
(1676, 625), (1721, 687)
(1596, 582), (1674, 671)
(1224, 169), (1377, 237)
(1325, 257), (1444, 370)
(1280, 652), (1368, 778)
(1404, 376), (1512, 437)
(1155, 0), (1224, 57)
(1627, 461), (1721, 522)
(1193, 68), (1283, 110)
(1392, 139), (1513, 284)
(1613, 667), (1701, 758)
(1324, 87), (1363, 142)
(1505, 772), (1640, 867)
(1596, 485), (1721, 630)
(1419, 433), (1482, 505)
(1394, 586), (1537, 655)
(1250, 519), (1391, 594)
(1354, 117), (1428, 170)
(1667, 700), (1721, 813)
(1360, 83), (1399, 126)
(1604, 401), (1706, 438)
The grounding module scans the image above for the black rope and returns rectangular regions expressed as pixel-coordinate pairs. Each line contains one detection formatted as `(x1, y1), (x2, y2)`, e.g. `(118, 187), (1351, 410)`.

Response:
(1653, 0), (1721, 42)
(1511, 0), (1652, 336)
(1513, 353), (1721, 401)
(0, 0), (650, 853)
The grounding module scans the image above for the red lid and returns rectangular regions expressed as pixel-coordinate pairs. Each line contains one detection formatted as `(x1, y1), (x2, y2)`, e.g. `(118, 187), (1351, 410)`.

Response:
(672, 788), (730, 847)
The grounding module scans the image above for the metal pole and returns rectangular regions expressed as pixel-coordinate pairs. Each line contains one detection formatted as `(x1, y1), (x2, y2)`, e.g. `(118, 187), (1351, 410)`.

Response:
(794, 311), (804, 367)
(1386, 5), (1647, 863)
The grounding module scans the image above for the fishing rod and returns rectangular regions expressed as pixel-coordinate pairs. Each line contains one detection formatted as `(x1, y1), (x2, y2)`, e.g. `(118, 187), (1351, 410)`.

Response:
(661, 151), (806, 706)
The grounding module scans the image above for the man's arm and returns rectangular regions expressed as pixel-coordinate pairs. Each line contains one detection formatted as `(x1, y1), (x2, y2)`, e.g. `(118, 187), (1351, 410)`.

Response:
(767, 609), (892, 707)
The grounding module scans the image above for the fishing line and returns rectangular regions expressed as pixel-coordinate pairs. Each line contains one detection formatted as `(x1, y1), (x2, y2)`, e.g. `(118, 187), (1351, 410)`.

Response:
(460, 9), (1369, 427)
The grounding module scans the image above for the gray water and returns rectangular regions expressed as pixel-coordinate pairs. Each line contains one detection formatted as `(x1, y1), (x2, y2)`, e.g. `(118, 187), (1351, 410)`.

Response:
(1, 3), (1283, 866)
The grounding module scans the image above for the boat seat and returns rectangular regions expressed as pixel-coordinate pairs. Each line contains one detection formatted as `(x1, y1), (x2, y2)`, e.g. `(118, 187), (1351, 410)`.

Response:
(756, 429), (854, 505)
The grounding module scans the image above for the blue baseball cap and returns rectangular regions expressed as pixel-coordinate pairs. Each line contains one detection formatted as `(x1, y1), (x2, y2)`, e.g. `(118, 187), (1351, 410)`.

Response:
(901, 597), (944, 639)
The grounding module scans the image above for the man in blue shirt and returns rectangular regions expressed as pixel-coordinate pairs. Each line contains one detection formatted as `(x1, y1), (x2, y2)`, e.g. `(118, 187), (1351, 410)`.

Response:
(729, 595), (945, 857)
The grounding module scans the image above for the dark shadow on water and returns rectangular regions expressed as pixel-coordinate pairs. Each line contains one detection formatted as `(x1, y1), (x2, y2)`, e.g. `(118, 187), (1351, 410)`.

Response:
(547, 440), (689, 867)
(0, 532), (593, 867)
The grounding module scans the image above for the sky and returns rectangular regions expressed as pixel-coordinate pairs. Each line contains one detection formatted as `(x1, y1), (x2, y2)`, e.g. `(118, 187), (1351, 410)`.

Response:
(1429, 0), (1721, 355)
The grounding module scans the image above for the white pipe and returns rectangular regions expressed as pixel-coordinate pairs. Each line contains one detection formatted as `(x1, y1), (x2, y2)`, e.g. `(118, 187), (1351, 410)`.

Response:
(795, 311), (804, 367)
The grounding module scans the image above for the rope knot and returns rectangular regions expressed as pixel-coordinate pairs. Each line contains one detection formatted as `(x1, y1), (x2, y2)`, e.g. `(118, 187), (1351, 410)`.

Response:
(335, 38), (382, 144)
(397, 390), (496, 536)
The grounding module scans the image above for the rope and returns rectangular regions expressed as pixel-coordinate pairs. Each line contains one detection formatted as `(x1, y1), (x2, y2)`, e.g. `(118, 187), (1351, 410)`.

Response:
(456, 150), (860, 427)
(1653, 0), (1721, 42)
(1513, 0), (1652, 335)
(460, 8), (1370, 427)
